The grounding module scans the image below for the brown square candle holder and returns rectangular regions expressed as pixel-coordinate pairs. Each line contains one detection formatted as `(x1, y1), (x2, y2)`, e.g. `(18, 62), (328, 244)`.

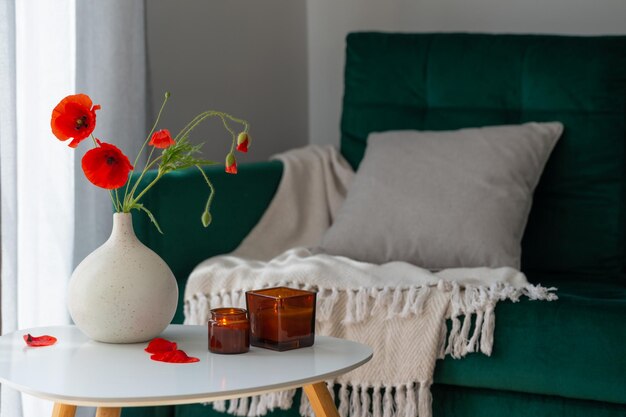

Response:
(246, 287), (316, 351)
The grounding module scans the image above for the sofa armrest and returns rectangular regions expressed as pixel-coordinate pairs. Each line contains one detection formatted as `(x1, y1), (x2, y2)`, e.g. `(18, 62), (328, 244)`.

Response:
(130, 160), (283, 323)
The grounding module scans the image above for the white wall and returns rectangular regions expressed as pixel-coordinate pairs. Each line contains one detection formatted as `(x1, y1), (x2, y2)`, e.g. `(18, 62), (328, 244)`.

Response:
(307, 0), (626, 147)
(146, 0), (308, 162)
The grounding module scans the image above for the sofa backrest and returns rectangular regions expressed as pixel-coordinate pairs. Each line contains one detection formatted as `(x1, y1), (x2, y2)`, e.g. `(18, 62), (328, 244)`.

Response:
(340, 33), (626, 279)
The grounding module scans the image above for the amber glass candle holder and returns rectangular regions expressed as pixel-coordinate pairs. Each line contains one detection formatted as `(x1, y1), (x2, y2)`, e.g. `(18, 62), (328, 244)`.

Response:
(208, 308), (250, 354)
(246, 287), (316, 351)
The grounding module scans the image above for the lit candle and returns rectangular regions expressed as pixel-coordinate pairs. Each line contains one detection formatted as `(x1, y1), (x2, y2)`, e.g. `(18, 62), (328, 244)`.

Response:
(208, 308), (250, 354)
(246, 287), (316, 351)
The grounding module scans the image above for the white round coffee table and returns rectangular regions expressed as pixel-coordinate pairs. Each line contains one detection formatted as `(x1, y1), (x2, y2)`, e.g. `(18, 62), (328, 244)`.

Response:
(0, 325), (372, 417)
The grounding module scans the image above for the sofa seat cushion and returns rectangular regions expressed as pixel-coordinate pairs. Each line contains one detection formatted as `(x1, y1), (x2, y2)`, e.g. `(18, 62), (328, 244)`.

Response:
(434, 276), (626, 405)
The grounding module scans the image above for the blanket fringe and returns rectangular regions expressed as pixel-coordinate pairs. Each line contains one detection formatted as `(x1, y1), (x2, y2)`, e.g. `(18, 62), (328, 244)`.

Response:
(210, 390), (295, 417)
(188, 281), (556, 417)
(382, 385), (393, 417)
(417, 381), (432, 417)
(372, 385), (382, 417)
(186, 281), (556, 361)
(295, 381), (430, 417)
(338, 383), (350, 417)
(213, 400), (227, 412)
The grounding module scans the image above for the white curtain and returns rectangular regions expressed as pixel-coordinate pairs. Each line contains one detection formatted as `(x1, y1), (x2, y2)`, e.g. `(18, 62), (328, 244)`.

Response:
(0, 1), (148, 416)
(0, 0), (21, 413)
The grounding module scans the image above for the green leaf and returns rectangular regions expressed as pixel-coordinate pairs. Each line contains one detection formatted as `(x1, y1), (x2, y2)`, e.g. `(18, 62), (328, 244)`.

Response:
(159, 136), (220, 175)
(134, 204), (164, 234)
(192, 159), (220, 166)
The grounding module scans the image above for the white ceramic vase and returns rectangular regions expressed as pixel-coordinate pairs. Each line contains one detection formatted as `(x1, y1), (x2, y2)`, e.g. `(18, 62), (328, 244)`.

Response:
(67, 212), (178, 343)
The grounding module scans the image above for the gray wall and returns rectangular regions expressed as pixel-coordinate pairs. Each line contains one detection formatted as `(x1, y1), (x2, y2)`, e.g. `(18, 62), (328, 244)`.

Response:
(307, 0), (626, 147)
(146, 0), (308, 162)
(147, 0), (626, 155)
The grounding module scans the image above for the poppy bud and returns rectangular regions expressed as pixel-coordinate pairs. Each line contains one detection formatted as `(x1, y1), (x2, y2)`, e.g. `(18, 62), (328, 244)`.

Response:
(201, 210), (212, 227)
(149, 129), (176, 149)
(165, 91), (171, 99)
(225, 153), (237, 174)
(236, 132), (250, 153)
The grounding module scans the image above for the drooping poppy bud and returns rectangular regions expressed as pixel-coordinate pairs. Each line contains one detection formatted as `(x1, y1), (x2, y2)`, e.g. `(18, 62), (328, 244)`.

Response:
(24, 334), (57, 347)
(51, 94), (101, 148)
(225, 153), (237, 174)
(201, 210), (212, 227)
(149, 129), (176, 149)
(236, 132), (250, 153)
(81, 139), (134, 189)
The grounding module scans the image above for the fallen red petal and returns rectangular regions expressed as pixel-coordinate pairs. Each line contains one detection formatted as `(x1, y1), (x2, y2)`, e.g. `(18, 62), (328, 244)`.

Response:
(145, 337), (178, 353)
(150, 349), (199, 363)
(23, 334), (57, 347)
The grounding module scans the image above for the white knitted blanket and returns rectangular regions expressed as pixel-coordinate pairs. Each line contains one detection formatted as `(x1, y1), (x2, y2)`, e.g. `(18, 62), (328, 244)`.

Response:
(184, 145), (557, 417)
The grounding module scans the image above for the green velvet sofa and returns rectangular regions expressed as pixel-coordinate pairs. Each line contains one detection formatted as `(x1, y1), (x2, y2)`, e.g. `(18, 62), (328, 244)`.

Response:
(124, 33), (626, 417)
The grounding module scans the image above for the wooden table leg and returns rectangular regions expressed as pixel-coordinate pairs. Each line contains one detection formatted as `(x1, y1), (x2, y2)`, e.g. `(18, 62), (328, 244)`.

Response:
(95, 407), (122, 417)
(52, 403), (77, 417)
(303, 382), (340, 417)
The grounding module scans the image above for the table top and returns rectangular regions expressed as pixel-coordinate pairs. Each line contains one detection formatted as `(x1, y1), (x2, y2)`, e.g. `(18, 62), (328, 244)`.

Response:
(0, 325), (372, 407)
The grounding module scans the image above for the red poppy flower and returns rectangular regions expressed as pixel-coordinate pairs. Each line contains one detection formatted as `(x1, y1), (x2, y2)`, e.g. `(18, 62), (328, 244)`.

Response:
(150, 349), (199, 363)
(51, 94), (101, 148)
(236, 132), (250, 153)
(145, 337), (177, 354)
(23, 334), (57, 347)
(225, 153), (237, 174)
(149, 129), (176, 149)
(82, 140), (134, 189)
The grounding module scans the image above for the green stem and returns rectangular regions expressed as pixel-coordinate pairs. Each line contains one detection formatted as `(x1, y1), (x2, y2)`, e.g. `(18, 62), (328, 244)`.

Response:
(196, 165), (216, 211)
(109, 190), (120, 212)
(136, 93), (170, 167)
(196, 165), (215, 226)
(115, 101), (249, 222)
(174, 112), (208, 140)
(127, 171), (164, 210)
(124, 159), (163, 211)
(125, 147), (158, 209)
(175, 110), (249, 142)
(219, 115), (237, 153)
(115, 189), (122, 211)
(175, 111), (219, 141)
(123, 93), (170, 205)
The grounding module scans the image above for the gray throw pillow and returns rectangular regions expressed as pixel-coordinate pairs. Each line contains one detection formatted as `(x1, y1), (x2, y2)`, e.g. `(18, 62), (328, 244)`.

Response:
(320, 122), (563, 269)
